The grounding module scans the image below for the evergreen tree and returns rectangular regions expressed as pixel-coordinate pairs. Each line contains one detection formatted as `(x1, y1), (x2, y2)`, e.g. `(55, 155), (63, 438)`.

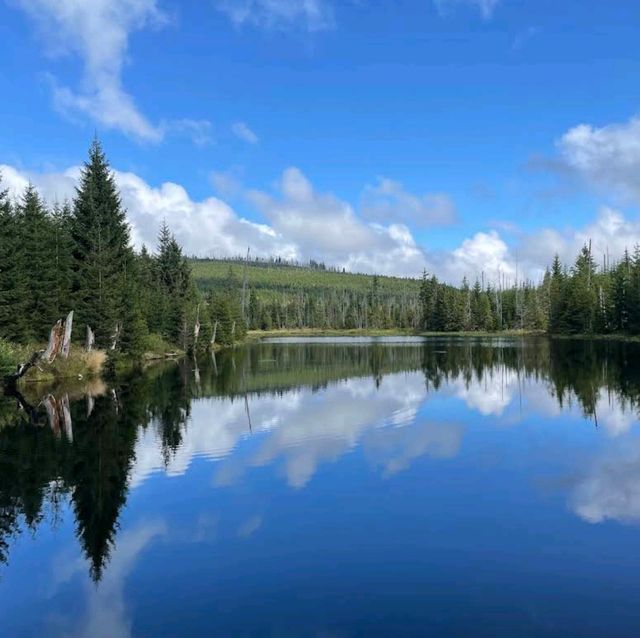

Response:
(71, 140), (132, 346)
(51, 200), (74, 320)
(0, 179), (28, 341)
(18, 184), (57, 339)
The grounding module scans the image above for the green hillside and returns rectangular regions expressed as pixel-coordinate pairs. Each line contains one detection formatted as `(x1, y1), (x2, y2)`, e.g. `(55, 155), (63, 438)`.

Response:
(190, 258), (421, 298)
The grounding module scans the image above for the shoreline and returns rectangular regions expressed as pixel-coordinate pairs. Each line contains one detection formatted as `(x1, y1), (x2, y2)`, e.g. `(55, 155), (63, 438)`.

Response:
(246, 328), (545, 340)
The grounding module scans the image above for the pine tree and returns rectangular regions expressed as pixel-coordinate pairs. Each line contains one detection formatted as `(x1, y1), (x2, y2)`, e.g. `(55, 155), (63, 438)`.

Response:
(71, 140), (132, 347)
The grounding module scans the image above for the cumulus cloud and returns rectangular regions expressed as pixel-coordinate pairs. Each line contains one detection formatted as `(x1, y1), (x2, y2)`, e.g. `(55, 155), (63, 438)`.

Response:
(216, 0), (333, 31)
(249, 167), (428, 275)
(557, 115), (640, 202)
(5, 160), (640, 282)
(362, 177), (457, 228)
(445, 230), (516, 284)
(13, 0), (166, 142)
(114, 169), (295, 257)
(434, 0), (500, 19)
(232, 122), (259, 144)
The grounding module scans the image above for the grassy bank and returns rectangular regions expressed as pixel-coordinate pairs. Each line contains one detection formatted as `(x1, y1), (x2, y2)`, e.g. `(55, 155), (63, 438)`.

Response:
(1, 333), (185, 386)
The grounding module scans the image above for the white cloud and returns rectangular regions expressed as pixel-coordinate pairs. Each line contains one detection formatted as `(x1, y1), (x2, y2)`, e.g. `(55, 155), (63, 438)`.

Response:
(362, 177), (457, 227)
(249, 167), (428, 276)
(6, 160), (640, 283)
(558, 115), (640, 202)
(232, 122), (259, 144)
(0, 163), (79, 203)
(216, 0), (333, 31)
(14, 0), (166, 142)
(434, 0), (500, 19)
(114, 169), (295, 257)
(445, 230), (516, 284)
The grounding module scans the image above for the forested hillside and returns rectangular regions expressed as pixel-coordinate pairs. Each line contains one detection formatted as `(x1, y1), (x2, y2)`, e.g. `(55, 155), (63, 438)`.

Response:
(193, 246), (640, 337)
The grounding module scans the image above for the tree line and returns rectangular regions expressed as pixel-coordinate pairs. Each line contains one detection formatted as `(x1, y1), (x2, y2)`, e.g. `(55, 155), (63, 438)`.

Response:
(0, 140), (245, 358)
(2, 140), (640, 345)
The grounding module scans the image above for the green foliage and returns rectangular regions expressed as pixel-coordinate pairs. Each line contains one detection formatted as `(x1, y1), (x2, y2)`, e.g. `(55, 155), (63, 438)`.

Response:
(0, 182), (28, 341)
(0, 141), (215, 361)
(70, 139), (132, 347)
(17, 185), (58, 340)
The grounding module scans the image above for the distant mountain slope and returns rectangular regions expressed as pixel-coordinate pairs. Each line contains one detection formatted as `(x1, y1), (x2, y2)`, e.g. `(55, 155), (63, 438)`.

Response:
(190, 258), (421, 298)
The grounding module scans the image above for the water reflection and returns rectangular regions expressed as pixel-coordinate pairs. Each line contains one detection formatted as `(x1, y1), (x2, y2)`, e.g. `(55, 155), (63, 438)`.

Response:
(2, 337), (640, 602)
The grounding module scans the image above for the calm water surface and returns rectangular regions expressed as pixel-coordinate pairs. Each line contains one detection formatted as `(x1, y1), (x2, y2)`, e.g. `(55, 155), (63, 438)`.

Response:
(2, 336), (640, 636)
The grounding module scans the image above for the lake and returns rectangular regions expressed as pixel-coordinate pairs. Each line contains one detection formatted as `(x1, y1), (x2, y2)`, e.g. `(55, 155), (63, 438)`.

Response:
(2, 336), (640, 636)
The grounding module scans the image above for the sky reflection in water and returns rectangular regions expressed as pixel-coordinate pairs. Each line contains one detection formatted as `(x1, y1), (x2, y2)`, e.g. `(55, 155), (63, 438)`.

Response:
(3, 337), (640, 636)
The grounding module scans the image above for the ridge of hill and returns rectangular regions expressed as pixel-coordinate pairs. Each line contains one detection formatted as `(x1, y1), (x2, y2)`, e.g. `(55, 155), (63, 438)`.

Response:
(190, 258), (421, 297)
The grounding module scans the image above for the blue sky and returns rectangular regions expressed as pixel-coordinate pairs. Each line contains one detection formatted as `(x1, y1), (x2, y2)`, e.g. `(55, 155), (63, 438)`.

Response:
(1, 0), (640, 281)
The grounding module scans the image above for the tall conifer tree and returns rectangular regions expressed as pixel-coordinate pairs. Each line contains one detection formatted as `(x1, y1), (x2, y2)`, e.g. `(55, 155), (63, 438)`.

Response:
(0, 179), (28, 341)
(18, 184), (57, 339)
(71, 140), (132, 346)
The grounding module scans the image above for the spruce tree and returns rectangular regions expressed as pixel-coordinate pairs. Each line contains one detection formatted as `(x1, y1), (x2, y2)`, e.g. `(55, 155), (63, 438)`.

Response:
(18, 184), (57, 340)
(71, 140), (132, 347)
(0, 180), (28, 341)
(51, 200), (74, 320)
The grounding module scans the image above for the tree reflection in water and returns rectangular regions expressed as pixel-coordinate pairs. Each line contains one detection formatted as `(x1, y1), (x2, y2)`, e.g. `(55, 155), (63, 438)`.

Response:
(2, 336), (640, 579)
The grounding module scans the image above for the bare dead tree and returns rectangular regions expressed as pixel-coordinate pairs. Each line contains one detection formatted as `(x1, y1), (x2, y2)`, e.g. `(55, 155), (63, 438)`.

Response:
(86, 325), (95, 352)
(110, 324), (121, 351)
(61, 311), (74, 359)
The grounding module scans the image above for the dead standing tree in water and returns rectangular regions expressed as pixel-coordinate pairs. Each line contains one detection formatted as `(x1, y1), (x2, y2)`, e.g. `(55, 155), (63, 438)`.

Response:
(4, 311), (74, 384)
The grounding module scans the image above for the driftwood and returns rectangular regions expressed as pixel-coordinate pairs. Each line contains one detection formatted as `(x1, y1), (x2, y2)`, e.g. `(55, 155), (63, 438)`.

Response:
(86, 325), (95, 352)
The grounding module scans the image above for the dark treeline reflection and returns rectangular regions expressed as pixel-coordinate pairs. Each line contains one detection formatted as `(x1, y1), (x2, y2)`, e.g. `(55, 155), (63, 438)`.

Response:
(2, 337), (640, 580)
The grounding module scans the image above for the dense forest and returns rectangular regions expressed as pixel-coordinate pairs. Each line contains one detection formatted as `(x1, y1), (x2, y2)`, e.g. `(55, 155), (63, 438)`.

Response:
(0, 140), (246, 366)
(2, 140), (640, 360)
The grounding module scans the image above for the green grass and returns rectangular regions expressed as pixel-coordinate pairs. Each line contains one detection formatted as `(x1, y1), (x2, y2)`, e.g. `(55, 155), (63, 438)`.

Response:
(190, 258), (421, 298)
(19, 349), (107, 384)
(0, 339), (30, 376)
